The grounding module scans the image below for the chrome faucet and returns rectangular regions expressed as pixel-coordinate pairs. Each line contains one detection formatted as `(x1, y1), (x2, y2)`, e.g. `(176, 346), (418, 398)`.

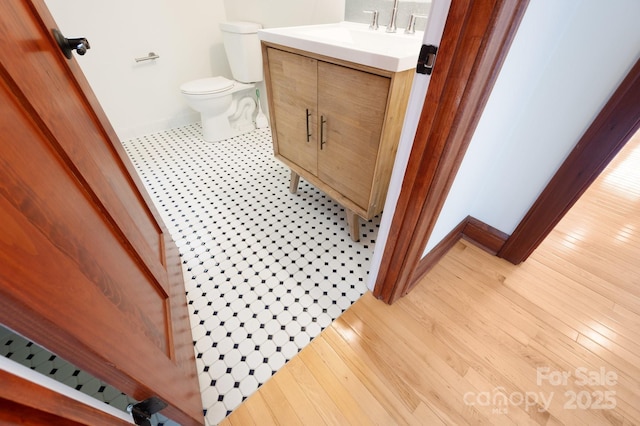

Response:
(405, 13), (428, 34)
(386, 0), (400, 33)
(364, 9), (379, 30)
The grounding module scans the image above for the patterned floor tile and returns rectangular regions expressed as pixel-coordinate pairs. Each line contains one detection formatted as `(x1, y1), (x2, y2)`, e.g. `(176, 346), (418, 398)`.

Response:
(122, 124), (379, 425)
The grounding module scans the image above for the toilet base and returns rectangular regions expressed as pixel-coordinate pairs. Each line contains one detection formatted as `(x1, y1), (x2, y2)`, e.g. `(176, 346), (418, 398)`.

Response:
(200, 95), (258, 143)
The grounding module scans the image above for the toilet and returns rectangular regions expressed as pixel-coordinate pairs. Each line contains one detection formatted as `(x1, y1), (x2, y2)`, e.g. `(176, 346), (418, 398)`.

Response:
(180, 21), (264, 142)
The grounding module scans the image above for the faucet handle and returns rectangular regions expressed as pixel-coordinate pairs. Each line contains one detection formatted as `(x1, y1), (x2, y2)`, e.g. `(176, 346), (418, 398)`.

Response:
(363, 10), (379, 30)
(405, 13), (428, 34)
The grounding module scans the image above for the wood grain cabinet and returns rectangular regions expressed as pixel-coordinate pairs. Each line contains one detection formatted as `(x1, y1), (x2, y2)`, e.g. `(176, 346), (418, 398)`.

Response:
(262, 43), (414, 241)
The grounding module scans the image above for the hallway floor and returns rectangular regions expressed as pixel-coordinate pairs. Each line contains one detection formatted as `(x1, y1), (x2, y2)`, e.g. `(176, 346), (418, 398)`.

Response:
(221, 126), (640, 424)
(121, 124), (380, 424)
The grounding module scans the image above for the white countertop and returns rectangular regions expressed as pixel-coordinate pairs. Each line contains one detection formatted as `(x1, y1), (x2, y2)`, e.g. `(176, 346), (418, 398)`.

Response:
(258, 21), (424, 72)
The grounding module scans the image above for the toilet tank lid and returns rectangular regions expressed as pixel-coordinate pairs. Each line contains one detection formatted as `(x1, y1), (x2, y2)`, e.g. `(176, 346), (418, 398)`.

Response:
(220, 21), (262, 34)
(180, 77), (234, 95)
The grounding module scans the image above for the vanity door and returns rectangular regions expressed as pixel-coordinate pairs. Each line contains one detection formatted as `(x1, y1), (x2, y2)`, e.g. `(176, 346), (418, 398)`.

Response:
(267, 47), (319, 176)
(317, 62), (390, 212)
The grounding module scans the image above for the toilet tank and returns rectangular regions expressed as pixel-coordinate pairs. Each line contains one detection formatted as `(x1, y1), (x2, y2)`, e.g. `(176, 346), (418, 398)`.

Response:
(220, 21), (263, 83)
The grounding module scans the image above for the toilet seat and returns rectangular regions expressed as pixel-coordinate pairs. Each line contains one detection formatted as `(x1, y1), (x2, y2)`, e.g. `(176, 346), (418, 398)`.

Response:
(180, 77), (234, 95)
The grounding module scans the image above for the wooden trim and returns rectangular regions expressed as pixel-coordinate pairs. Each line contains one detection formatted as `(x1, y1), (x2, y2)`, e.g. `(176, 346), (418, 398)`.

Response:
(498, 57), (640, 264)
(407, 216), (510, 293)
(462, 216), (509, 255)
(0, 369), (130, 426)
(373, 0), (529, 304)
(406, 217), (467, 295)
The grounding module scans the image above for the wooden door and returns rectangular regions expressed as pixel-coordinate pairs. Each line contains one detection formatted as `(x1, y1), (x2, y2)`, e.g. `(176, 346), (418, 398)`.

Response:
(0, 1), (202, 425)
(266, 47), (318, 176)
(317, 62), (389, 213)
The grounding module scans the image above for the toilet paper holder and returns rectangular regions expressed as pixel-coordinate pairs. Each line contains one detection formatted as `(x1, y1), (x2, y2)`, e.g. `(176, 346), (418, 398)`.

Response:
(135, 52), (160, 62)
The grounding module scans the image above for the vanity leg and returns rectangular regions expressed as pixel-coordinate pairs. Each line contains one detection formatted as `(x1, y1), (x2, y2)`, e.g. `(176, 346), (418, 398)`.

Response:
(346, 209), (360, 242)
(289, 170), (300, 193)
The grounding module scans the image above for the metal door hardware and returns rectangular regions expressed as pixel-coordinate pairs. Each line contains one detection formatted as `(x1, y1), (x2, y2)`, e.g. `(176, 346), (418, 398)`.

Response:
(127, 397), (168, 426)
(417, 44), (438, 75)
(52, 29), (90, 59)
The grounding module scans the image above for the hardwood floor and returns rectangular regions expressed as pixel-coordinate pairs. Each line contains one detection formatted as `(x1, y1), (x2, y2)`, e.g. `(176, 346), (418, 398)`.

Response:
(221, 132), (640, 425)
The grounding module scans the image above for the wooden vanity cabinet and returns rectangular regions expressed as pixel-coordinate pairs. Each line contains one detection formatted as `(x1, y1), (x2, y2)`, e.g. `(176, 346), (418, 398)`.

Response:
(262, 43), (414, 241)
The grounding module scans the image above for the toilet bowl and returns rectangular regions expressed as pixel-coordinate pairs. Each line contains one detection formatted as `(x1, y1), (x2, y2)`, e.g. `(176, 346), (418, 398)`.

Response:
(180, 77), (255, 142)
(181, 21), (264, 143)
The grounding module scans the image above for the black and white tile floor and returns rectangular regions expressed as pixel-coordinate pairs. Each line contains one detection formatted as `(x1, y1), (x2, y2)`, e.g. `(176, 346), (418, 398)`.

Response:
(121, 123), (380, 425)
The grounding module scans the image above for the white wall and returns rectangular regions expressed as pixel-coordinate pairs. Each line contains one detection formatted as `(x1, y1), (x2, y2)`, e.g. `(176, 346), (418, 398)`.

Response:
(424, 0), (640, 254)
(45, 0), (344, 141)
(223, 0), (344, 28)
(45, 0), (230, 140)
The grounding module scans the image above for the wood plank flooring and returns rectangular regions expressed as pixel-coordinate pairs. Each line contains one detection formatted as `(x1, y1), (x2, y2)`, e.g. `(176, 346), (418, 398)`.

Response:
(221, 132), (640, 425)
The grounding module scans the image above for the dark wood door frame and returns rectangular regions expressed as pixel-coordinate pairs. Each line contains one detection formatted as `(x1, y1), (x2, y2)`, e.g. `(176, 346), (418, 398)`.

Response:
(373, 0), (530, 303)
(498, 57), (640, 263)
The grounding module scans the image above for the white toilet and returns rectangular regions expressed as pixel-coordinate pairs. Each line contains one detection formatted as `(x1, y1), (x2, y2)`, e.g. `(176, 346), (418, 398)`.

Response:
(180, 21), (264, 142)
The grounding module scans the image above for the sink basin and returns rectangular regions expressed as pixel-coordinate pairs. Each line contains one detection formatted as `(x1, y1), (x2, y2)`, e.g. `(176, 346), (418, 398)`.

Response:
(258, 21), (424, 72)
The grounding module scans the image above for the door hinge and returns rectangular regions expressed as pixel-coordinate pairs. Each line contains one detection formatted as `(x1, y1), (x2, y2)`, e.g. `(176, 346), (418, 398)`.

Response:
(417, 44), (438, 75)
(127, 397), (168, 426)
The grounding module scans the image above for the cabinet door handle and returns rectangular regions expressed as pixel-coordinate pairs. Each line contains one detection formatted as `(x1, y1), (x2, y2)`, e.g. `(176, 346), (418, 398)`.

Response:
(306, 108), (312, 142)
(320, 116), (327, 149)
